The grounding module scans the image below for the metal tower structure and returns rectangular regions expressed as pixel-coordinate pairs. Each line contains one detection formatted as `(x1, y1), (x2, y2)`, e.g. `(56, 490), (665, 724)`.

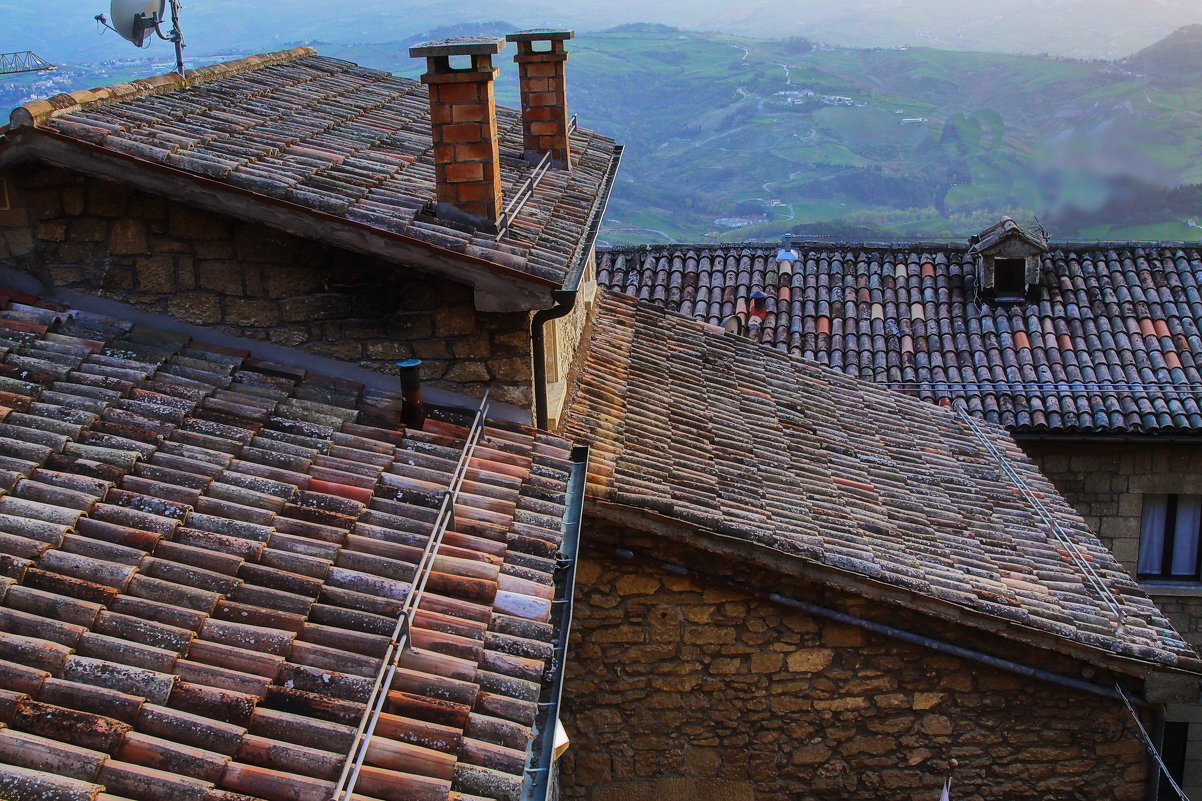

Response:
(0, 52), (56, 75)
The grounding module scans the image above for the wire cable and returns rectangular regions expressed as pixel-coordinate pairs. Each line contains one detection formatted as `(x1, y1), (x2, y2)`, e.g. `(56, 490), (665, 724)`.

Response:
(952, 400), (1126, 624)
(1116, 683), (1192, 801)
(332, 392), (491, 801)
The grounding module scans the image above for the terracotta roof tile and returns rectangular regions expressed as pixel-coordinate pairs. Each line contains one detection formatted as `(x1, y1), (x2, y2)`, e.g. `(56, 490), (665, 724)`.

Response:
(9, 49), (619, 290)
(566, 290), (1197, 670)
(599, 244), (1202, 434)
(0, 290), (574, 800)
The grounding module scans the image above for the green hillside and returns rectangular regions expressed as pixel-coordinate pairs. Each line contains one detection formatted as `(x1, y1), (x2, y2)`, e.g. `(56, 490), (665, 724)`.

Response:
(9, 23), (1201, 245)
(565, 25), (1202, 243)
(327, 24), (1202, 244)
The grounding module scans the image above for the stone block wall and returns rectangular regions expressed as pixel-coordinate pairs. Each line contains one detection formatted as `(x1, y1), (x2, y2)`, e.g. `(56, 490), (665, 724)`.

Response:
(560, 524), (1148, 801)
(0, 167), (533, 406)
(1023, 438), (1202, 797)
(545, 252), (597, 429)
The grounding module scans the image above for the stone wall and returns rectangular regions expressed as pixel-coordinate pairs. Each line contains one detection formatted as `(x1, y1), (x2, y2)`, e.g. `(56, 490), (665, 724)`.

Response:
(559, 524), (1149, 801)
(1023, 438), (1202, 797)
(0, 166), (534, 406)
(545, 251), (597, 429)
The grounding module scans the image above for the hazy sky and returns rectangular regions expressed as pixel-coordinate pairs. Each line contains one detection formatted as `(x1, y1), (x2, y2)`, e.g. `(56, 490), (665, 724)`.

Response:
(5, 0), (1200, 64)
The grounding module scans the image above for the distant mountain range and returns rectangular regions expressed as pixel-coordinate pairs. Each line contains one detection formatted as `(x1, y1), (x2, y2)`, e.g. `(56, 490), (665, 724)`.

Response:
(325, 23), (1202, 244)
(6, 0), (1200, 63)
(4, 17), (1201, 245)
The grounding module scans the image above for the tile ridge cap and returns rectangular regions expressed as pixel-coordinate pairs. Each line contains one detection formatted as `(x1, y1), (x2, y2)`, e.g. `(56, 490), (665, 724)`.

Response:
(8, 46), (318, 129)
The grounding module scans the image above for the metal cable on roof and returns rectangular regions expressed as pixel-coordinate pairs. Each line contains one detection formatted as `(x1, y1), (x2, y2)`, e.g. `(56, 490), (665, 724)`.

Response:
(882, 381), (1202, 397)
(331, 392), (492, 801)
(951, 401), (1127, 624)
(1116, 683), (1192, 801)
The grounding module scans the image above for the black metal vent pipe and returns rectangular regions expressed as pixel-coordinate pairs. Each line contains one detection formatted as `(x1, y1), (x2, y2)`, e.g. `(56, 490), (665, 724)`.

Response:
(397, 358), (426, 430)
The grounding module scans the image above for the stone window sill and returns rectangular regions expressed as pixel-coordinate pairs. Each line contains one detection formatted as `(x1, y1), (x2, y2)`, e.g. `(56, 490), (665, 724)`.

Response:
(1140, 582), (1202, 597)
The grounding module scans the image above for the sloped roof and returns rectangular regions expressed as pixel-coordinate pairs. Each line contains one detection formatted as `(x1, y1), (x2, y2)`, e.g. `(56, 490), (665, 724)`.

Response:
(0, 288), (574, 800)
(968, 216), (1048, 253)
(598, 244), (1202, 434)
(565, 289), (1198, 671)
(2, 48), (620, 291)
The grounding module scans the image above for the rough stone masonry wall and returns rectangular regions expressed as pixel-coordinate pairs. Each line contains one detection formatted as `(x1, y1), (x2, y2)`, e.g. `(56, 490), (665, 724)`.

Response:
(1023, 438), (1202, 798)
(0, 166), (534, 405)
(559, 524), (1147, 801)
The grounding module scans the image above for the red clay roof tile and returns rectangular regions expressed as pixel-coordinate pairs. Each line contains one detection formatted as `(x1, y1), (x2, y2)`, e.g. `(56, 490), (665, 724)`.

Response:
(0, 289), (572, 801)
(567, 289), (1198, 671)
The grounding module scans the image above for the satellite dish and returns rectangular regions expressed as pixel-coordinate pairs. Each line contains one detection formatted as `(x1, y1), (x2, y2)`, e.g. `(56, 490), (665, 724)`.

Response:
(94, 0), (185, 76)
(109, 0), (165, 47)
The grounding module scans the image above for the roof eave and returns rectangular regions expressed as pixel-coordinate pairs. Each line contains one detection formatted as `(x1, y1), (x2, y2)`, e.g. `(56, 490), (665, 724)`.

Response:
(561, 144), (623, 293)
(0, 126), (557, 312)
(584, 498), (1202, 681)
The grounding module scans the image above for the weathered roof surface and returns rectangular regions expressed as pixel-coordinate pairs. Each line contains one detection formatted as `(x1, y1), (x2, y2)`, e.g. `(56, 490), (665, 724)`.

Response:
(6, 48), (619, 288)
(0, 288), (573, 800)
(598, 244), (1202, 434)
(968, 216), (1049, 253)
(565, 289), (1198, 670)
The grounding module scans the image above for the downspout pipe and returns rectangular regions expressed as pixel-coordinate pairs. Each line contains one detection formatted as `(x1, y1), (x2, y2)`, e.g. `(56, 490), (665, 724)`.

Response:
(524, 445), (589, 801)
(532, 289), (577, 430)
(600, 542), (1145, 705)
(532, 145), (623, 430)
(765, 591), (1133, 703)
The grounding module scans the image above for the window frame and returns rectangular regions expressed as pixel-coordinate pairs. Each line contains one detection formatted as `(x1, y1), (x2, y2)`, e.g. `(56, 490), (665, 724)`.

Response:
(992, 257), (1028, 300)
(1157, 721), (1190, 801)
(1138, 493), (1202, 581)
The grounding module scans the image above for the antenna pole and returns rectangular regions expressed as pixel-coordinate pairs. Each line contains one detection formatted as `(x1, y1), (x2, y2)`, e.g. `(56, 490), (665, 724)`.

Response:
(168, 0), (185, 78)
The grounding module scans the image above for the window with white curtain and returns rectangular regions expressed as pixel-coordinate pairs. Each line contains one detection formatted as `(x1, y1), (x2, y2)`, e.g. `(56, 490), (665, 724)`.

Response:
(1138, 494), (1202, 580)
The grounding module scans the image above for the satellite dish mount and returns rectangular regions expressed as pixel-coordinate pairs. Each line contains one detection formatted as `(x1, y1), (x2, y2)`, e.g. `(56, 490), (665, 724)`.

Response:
(95, 0), (187, 77)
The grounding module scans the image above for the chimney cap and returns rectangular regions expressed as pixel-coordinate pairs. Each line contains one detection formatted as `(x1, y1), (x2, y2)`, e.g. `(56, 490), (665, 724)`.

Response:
(409, 36), (506, 58)
(506, 29), (575, 42)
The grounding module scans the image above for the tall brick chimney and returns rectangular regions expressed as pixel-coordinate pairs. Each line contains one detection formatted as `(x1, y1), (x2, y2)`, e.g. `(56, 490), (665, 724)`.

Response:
(506, 29), (574, 170)
(409, 37), (506, 229)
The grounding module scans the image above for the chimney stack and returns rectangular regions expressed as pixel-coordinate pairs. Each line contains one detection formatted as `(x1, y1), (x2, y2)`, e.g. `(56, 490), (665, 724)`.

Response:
(410, 37), (506, 228)
(506, 29), (574, 169)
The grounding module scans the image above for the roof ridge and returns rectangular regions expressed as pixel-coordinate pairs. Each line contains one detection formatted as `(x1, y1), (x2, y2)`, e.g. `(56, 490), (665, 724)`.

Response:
(8, 46), (317, 129)
(600, 240), (1202, 253)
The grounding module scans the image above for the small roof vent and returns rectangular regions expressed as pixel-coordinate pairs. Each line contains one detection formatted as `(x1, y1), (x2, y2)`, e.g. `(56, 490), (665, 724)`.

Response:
(967, 216), (1049, 304)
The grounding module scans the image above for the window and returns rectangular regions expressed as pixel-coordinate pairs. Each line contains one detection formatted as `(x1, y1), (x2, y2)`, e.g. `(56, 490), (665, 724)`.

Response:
(1138, 494), (1202, 579)
(993, 258), (1027, 299)
(1158, 721), (1190, 800)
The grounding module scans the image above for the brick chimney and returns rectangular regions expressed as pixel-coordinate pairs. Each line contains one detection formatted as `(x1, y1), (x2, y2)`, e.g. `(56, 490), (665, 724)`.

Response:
(506, 29), (574, 170)
(409, 37), (506, 229)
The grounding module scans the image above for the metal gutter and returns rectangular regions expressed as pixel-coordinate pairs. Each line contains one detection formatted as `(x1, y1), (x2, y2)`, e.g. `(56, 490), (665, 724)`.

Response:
(531, 145), (623, 429)
(523, 444), (589, 801)
(596, 541), (1142, 705)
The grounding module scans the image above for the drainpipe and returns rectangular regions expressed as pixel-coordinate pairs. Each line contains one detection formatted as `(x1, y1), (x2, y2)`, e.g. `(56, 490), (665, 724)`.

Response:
(523, 445), (589, 801)
(598, 541), (1144, 704)
(532, 290), (576, 430)
(531, 145), (622, 430)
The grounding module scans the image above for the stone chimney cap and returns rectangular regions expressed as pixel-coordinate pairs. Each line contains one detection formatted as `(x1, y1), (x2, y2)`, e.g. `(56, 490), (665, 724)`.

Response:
(506, 29), (575, 42)
(408, 37), (506, 58)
